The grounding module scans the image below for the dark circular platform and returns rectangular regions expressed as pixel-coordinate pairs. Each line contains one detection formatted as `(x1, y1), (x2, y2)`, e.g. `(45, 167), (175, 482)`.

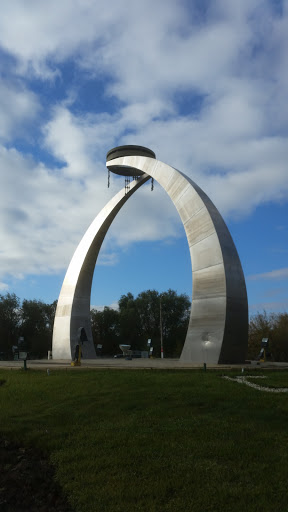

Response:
(106, 145), (156, 177)
(106, 145), (156, 162)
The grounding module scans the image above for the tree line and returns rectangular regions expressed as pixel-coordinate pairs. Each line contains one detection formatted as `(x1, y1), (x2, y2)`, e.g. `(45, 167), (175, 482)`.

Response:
(0, 291), (287, 360)
(0, 289), (190, 359)
(91, 289), (191, 357)
(247, 310), (288, 361)
(0, 293), (57, 358)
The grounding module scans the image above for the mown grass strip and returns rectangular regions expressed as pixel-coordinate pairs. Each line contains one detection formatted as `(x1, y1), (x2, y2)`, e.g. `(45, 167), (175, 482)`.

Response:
(0, 369), (288, 512)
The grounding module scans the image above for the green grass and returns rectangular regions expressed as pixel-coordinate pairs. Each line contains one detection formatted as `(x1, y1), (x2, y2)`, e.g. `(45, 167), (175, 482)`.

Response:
(1, 368), (288, 512)
(245, 371), (288, 388)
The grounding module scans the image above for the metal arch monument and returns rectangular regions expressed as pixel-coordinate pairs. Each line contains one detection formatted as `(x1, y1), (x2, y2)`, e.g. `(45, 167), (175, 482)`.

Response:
(52, 145), (248, 363)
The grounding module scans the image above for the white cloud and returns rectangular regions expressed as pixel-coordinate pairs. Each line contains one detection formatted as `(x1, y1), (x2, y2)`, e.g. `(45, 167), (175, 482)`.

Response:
(0, 1), (110, 77)
(0, 140), (180, 283)
(0, 81), (39, 141)
(0, 0), (288, 284)
(91, 302), (119, 312)
(97, 252), (119, 266)
(0, 144), (110, 278)
(0, 282), (9, 292)
(248, 268), (288, 281)
(43, 107), (97, 178)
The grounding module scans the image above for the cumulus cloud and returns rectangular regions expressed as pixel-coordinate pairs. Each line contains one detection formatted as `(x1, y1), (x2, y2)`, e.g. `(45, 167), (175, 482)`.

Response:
(0, 80), (39, 141)
(0, 0), (287, 284)
(0, 144), (110, 279)
(0, 141), (179, 283)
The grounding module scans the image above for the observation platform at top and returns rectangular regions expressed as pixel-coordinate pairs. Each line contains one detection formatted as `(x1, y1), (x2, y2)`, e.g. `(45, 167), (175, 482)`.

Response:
(106, 145), (156, 176)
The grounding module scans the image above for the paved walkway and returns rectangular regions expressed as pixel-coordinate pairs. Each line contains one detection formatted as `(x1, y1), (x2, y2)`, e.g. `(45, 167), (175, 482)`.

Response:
(1, 358), (288, 371)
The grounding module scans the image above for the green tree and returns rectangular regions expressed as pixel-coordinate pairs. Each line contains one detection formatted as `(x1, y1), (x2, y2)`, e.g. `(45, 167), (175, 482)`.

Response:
(159, 289), (190, 357)
(118, 289), (191, 357)
(0, 293), (21, 354)
(248, 311), (272, 359)
(91, 307), (120, 355)
(270, 312), (288, 361)
(248, 311), (288, 361)
(118, 292), (144, 349)
(135, 290), (160, 350)
(21, 299), (57, 358)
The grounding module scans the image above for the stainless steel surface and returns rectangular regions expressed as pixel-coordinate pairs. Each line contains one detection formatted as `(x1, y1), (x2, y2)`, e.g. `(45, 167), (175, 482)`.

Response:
(53, 147), (248, 363)
(107, 154), (248, 363)
(52, 174), (150, 360)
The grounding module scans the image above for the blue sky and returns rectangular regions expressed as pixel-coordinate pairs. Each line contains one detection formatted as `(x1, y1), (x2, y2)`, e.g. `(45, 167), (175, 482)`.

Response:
(0, 0), (287, 315)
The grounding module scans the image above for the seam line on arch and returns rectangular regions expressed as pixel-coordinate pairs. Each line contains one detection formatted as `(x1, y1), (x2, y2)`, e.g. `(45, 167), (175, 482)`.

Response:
(188, 230), (217, 247)
(192, 262), (223, 272)
(183, 205), (206, 226)
(173, 182), (193, 205)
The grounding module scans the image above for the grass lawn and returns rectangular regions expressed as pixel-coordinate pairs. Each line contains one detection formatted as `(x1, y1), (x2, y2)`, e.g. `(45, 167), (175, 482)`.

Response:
(0, 368), (288, 512)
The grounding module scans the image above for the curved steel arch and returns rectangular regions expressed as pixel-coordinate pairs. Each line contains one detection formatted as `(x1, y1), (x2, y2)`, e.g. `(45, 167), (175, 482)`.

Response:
(52, 173), (149, 359)
(52, 150), (248, 363)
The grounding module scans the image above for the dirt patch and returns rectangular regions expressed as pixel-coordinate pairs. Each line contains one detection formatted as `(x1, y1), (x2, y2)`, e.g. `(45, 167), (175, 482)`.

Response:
(0, 438), (74, 512)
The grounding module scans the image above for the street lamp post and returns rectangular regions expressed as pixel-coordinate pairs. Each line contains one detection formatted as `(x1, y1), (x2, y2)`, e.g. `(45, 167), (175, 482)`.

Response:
(160, 295), (164, 359)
